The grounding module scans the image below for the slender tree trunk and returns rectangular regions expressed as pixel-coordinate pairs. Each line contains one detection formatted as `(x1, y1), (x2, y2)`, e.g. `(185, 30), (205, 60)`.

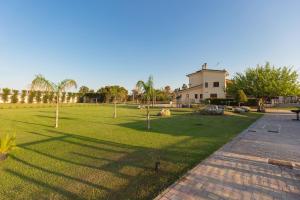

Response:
(147, 103), (150, 130)
(113, 100), (117, 118)
(55, 94), (59, 128)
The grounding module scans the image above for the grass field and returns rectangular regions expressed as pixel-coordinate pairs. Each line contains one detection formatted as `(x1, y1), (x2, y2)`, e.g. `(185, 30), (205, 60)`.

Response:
(0, 104), (262, 200)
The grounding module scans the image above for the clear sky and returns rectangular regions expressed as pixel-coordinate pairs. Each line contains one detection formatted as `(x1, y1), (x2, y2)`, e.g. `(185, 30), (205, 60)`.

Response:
(0, 0), (300, 91)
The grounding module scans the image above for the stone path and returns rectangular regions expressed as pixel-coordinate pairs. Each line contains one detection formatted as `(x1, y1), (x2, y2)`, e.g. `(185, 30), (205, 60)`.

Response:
(155, 111), (300, 200)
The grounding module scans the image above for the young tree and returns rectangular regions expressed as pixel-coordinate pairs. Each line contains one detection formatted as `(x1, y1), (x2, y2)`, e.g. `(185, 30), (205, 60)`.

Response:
(228, 62), (300, 112)
(21, 90), (27, 103)
(236, 89), (248, 106)
(61, 92), (66, 103)
(1, 88), (11, 103)
(11, 90), (19, 103)
(31, 75), (77, 128)
(42, 92), (49, 103)
(136, 76), (155, 130)
(36, 91), (42, 103)
(110, 86), (128, 118)
(28, 90), (36, 103)
(67, 92), (72, 103)
(48, 92), (55, 103)
(79, 86), (89, 94)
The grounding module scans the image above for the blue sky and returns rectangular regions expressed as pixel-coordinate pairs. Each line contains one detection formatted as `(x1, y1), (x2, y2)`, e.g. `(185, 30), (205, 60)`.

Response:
(0, 0), (300, 91)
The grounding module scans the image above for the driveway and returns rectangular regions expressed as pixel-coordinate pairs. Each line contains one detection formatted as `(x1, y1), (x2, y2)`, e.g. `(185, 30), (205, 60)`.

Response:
(155, 111), (300, 200)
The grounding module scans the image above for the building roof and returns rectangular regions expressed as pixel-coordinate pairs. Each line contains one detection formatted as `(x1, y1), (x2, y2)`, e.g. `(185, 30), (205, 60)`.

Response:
(186, 68), (228, 77)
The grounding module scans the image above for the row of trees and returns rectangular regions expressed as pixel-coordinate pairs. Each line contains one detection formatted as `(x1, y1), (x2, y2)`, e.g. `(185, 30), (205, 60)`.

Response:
(29, 75), (159, 130)
(227, 62), (300, 111)
(77, 85), (174, 104)
(0, 88), (78, 104)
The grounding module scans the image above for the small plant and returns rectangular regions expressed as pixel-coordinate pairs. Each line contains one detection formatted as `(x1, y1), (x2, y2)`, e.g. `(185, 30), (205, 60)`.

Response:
(36, 91), (42, 103)
(28, 90), (36, 103)
(0, 134), (16, 161)
(1, 88), (11, 103)
(21, 90), (27, 103)
(11, 90), (19, 103)
(43, 92), (49, 103)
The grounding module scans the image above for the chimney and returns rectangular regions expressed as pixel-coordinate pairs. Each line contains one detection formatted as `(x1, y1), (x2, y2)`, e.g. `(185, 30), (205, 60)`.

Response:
(202, 63), (207, 70)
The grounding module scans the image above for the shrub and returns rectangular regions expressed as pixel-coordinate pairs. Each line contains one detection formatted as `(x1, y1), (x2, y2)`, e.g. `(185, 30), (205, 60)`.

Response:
(158, 109), (171, 116)
(236, 90), (248, 106)
(42, 92), (49, 103)
(21, 90), (27, 103)
(206, 98), (237, 106)
(61, 92), (66, 103)
(28, 90), (36, 103)
(11, 90), (19, 103)
(48, 92), (55, 103)
(36, 91), (42, 103)
(67, 92), (72, 103)
(1, 88), (11, 103)
(0, 134), (16, 155)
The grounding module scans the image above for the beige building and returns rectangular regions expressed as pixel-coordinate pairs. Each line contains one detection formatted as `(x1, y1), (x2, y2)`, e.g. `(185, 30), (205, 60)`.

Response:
(177, 63), (228, 104)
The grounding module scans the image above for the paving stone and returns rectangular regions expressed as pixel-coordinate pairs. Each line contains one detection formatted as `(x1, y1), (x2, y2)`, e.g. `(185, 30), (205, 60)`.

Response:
(155, 111), (300, 200)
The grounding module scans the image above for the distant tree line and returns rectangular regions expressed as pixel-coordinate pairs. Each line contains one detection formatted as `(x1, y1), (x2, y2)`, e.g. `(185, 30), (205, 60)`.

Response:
(0, 88), (78, 103)
(77, 85), (175, 103)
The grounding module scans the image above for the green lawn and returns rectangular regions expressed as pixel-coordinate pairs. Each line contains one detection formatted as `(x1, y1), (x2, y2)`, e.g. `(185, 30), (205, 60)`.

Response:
(0, 104), (262, 200)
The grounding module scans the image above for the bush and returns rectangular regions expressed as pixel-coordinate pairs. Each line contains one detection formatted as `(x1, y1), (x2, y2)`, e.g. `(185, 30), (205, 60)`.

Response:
(1, 88), (11, 103)
(42, 92), (49, 103)
(0, 134), (16, 155)
(11, 90), (19, 103)
(236, 90), (248, 106)
(28, 90), (36, 103)
(206, 98), (237, 106)
(21, 90), (27, 103)
(158, 109), (171, 116)
(36, 91), (42, 103)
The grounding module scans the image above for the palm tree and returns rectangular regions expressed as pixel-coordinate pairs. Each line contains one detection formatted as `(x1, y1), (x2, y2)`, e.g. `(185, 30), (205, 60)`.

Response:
(136, 75), (155, 130)
(31, 75), (77, 128)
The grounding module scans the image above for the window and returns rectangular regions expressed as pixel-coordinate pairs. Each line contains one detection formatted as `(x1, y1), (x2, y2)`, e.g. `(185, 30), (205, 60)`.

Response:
(205, 82), (208, 88)
(200, 94), (203, 99)
(213, 82), (219, 87)
(194, 94), (198, 99)
(210, 93), (217, 98)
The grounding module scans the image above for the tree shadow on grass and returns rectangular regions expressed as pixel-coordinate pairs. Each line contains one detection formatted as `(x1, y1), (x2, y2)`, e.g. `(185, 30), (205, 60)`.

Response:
(117, 111), (260, 137)
(34, 114), (77, 120)
(5, 112), (261, 200)
(6, 127), (209, 199)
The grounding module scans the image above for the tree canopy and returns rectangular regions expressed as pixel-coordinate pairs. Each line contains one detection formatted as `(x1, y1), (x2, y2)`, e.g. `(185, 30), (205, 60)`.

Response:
(227, 62), (300, 99)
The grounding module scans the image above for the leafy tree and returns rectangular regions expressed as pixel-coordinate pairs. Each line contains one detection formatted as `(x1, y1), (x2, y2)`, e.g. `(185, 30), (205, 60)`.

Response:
(227, 62), (300, 112)
(79, 86), (89, 94)
(31, 74), (77, 128)
(1, 88), (11, 103)
(28, 90), (36, 103)
(11, 90), (19, 103)
(61, 92), (66, 103)
(48, 92), (55, 103)
(109, 86), (128, 118)
(36, 91), (42, 103)
(67, 92), (72, 103)
(21, 90), (27, 103)
(42, 92), (49, 103)
(136, 76), (155, 129)
(182, 84), (188, 90)
(236, 90), (248, 106)
(97, 86), (128, 103)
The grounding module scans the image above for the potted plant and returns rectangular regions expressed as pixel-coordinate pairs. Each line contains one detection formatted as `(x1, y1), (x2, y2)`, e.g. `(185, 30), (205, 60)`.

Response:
(0, 134), (16, 161)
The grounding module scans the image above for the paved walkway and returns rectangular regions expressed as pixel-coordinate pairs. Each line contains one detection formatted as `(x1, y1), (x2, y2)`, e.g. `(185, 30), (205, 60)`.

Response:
(155, 112), (300, 200)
